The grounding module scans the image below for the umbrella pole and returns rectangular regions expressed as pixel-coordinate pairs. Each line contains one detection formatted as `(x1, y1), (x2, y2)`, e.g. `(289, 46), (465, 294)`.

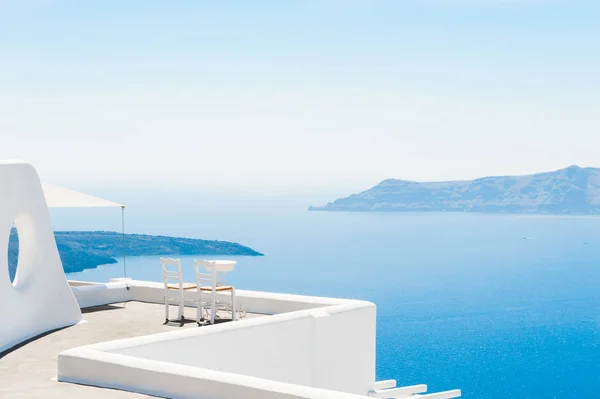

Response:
(122, 205), (129, 290)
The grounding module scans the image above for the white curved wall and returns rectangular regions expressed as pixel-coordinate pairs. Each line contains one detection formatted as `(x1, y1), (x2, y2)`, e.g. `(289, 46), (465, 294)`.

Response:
(0, 161), (81, 353)
(59, 282), (376, 398)
(64, 282), (461, 398)
(59, 350), (370, 399)
(107, 304), (376, 394)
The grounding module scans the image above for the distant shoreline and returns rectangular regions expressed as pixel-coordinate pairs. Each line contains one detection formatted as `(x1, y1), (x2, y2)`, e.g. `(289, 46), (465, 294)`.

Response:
(310, 165), (600, 215)
(308, 206), (600, 216)
(9, 230), (262, 278)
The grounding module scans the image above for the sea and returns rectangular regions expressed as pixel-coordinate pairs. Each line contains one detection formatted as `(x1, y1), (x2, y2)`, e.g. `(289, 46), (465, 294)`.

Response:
(59, 193), (600, 399)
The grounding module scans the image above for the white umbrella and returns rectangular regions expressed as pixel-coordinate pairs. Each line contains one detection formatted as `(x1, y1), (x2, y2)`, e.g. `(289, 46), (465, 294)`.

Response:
(41, 183), (129, 289)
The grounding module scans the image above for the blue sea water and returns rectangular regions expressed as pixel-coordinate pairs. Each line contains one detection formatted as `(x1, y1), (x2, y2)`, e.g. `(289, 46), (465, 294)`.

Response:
(64, 205), (600, 398)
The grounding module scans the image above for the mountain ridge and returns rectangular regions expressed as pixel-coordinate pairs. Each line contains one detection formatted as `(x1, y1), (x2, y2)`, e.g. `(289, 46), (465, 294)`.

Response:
(309, 165), (600, 214)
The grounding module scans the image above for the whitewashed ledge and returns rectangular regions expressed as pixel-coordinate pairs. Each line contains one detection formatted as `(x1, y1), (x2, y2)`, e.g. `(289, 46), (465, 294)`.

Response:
(63, 279), (377, 398)
(64, 280), (461, 399)
(70, 279), (345, 314)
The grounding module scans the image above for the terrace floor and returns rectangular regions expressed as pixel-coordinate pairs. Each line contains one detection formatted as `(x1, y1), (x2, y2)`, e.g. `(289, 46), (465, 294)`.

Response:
(0, 301), (264, 398)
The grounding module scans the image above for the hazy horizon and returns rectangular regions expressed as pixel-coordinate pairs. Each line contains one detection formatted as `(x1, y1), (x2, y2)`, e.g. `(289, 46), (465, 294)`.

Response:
(2, 1), (599, 190)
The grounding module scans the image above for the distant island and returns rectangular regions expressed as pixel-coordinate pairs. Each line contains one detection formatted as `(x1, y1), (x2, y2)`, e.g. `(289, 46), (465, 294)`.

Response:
(8, 231), (262, 280)
(309, 165), (600, 214)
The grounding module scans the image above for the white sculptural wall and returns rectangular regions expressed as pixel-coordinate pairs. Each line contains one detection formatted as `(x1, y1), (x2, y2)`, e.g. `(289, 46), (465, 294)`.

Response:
(0, 161), (81, 353)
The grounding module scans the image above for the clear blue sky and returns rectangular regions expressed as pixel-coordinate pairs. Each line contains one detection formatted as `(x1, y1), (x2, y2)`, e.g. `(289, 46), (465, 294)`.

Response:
(1, 1), (599, 191)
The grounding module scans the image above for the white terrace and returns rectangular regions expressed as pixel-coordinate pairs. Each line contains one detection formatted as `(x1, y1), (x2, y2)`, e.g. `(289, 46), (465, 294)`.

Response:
(0, 161), (462, 399)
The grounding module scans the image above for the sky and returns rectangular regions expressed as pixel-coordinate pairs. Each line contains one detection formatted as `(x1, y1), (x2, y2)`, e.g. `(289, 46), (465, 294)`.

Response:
(1, 0), (599, 194)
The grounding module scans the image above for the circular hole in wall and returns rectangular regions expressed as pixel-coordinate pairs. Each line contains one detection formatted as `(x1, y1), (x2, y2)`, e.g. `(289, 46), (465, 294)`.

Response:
(8, 224), (19, 285)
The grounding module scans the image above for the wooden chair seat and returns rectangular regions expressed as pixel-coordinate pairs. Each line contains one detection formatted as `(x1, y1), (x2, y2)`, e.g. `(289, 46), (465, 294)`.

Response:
(167, 283), (197, 290)
(200, 285), (233, 292)
(166, 283), (233, 292)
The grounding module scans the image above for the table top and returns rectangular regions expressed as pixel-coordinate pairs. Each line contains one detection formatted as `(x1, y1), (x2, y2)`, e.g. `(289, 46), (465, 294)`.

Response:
(200, 259), (237, 272)
(203, 260), (237, 265)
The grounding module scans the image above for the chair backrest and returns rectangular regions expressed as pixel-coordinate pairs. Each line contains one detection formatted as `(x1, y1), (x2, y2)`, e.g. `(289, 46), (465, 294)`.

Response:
(161, 257), (183, 288)
(194, 259), (218, 289)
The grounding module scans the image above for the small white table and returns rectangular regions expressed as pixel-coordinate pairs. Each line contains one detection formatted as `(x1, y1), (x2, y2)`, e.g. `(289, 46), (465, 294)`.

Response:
(202, 259), (237, 273)
(202, 260), (236, 286)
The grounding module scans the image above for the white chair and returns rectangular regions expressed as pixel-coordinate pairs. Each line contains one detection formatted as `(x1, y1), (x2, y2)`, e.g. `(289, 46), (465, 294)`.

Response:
(161, 257), (196, 323)
(194, 259), (237, 325)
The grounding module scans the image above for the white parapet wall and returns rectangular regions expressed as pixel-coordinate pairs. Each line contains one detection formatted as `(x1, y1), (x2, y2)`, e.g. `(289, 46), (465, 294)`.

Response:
(70, 279), (336, 315)
(61, 280), (377, 399)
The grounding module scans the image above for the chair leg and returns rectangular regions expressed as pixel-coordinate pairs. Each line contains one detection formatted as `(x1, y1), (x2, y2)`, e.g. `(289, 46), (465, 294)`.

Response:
(164, 294), (169, 322)
(210, 290), (216, 324)
(231, 288), (236, 321)
(196, 291), (202, 325)
(178, 291), (184, 322)
(196, 299), (200, 324)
